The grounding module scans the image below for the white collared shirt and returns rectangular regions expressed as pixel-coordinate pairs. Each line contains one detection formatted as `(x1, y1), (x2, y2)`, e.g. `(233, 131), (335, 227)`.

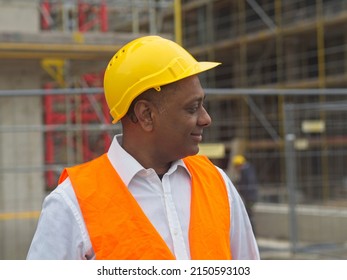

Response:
(27, 135), (260, 260)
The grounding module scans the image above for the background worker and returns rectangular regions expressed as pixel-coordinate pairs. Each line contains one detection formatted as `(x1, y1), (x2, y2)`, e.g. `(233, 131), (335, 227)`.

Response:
(27, 36), (259, 260)
(231, 155), (259, 231)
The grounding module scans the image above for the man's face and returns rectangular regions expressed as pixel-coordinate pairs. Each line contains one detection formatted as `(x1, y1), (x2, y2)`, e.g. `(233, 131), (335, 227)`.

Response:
(152, 75), (212, 162)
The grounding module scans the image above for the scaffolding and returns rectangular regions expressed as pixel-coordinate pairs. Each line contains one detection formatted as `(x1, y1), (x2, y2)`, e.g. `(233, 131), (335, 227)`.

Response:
(40, 0), (109, 32)
(179, 0), (347, 204)
(43, 72), (112, 189)
(30, 0), (175, 189)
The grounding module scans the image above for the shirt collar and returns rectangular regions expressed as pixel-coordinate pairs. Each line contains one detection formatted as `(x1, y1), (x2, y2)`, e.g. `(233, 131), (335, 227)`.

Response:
(107, 134), (190, 186)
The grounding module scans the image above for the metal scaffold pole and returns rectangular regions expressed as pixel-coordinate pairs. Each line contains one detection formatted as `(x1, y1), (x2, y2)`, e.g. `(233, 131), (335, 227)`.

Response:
(283, 103), (299, 255)
(174, 0), (182, 45)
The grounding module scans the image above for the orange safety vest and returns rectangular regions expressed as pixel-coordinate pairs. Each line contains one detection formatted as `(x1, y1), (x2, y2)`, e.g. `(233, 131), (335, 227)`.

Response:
(59, 154), (232, 260)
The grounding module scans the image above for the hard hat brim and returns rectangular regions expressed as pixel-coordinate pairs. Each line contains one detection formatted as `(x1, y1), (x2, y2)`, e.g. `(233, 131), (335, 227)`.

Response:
(194, 61), (221, 75)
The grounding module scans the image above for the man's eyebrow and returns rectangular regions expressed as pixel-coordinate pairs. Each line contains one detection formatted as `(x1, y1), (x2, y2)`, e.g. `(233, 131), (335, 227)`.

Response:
(185, 97), (203, 105)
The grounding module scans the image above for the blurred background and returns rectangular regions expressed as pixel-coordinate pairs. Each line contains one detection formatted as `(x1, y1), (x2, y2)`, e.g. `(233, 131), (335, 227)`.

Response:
(0, 0), (347, 260)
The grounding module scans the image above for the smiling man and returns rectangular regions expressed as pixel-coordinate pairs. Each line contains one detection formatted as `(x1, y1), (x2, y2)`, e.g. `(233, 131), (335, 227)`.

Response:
(27, 36), (260, 260)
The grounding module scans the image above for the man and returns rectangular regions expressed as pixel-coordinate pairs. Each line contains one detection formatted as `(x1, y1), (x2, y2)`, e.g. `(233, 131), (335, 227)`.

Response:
(232, 155), (258, 231)
(27, 36), (259, 260)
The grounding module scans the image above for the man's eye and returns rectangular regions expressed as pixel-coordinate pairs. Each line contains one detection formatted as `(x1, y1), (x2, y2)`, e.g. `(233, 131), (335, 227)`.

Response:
(188, 106), (198, 113)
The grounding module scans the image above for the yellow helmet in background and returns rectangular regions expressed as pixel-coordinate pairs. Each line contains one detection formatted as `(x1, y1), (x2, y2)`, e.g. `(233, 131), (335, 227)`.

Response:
(232, 155), (246, 166)
(104, 35), (221, 123)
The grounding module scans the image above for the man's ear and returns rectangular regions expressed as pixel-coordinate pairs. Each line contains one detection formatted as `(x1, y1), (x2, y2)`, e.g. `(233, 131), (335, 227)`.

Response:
(133, 100), (154, 131)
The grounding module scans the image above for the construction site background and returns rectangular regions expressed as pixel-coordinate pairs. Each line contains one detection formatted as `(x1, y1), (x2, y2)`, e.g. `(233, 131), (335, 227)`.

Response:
(0, 0), (347, 260)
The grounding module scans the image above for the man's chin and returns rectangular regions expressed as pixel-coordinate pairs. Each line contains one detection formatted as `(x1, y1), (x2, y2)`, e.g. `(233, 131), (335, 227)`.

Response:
(186, 146), (200, 157)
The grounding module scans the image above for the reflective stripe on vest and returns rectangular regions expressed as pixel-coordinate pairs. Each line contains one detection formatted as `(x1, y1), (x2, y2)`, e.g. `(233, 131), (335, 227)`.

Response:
(59, 154), (232, 260)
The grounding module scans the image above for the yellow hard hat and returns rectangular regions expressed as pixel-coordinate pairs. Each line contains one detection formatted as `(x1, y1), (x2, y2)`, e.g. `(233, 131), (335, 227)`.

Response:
(104, 35), (221, 123)
(232, 155), (246, 166)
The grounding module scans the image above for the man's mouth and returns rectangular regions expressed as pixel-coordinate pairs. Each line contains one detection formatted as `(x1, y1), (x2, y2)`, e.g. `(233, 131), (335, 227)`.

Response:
(191, 132), (203, 142)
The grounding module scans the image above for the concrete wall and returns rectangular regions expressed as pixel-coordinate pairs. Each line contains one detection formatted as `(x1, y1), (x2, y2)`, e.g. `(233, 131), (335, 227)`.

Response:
(255, 203), (347, 244)
(0, 0), (39, 32)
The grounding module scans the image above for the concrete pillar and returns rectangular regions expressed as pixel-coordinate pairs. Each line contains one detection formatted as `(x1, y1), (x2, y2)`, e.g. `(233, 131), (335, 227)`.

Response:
(0, 0), (43, 259)
(0, 60), (44, 260)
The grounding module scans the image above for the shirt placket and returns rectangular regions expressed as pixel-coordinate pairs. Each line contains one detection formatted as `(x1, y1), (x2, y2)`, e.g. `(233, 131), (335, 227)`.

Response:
(162, 177), (189, 260)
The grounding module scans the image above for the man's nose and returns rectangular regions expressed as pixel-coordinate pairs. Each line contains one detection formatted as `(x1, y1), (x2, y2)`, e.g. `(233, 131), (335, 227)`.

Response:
(198, 106), (212, 127)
